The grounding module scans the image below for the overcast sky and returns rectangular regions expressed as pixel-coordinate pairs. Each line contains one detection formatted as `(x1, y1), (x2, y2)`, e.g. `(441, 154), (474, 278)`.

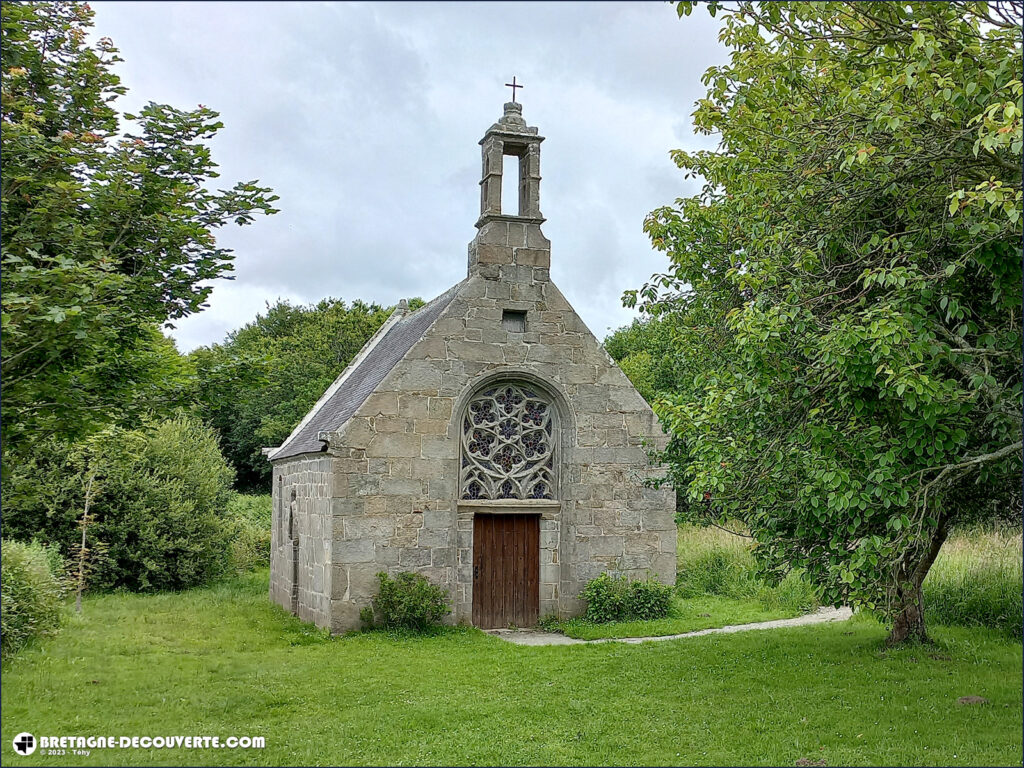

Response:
(89, 1), (727, 352)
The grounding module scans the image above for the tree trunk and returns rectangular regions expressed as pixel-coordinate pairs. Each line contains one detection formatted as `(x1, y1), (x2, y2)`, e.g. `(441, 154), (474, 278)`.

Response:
(888, 584), (927, 645)
(886, 518), (949, 646)
(75, 471), (95, 614)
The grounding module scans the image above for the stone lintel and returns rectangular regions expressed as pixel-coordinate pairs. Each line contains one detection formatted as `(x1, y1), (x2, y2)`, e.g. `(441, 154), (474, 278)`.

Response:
(479, 129), (546, 147)
(457, 500), (562, 520)
(475, 213), (545, 229)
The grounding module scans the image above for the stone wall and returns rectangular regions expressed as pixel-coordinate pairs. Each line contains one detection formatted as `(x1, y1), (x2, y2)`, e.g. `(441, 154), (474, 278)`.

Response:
(269, 455), (332, 628)
(322, 268), (676, 631)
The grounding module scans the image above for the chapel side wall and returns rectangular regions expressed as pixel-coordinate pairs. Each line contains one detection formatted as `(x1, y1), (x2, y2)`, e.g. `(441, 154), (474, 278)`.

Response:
(269, 455), (332, 629)
(327, 387), (458, 634)
(325, 272), (675, 633)
(269, 471), (287, 608)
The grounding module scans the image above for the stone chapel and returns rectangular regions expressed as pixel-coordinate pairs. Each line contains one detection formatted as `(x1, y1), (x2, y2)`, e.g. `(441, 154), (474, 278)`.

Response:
(266, 101), (676, 632)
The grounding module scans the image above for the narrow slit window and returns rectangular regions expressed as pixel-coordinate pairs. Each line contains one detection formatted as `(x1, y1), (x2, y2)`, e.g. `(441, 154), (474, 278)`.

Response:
(502, 310), (526, 333)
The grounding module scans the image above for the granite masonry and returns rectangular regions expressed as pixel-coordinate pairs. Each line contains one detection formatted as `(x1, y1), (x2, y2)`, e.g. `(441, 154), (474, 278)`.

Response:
(267, 102), (676, 632)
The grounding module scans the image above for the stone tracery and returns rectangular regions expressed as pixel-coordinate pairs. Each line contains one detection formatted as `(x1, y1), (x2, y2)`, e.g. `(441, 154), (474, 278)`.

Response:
(460, 383), (555, 500)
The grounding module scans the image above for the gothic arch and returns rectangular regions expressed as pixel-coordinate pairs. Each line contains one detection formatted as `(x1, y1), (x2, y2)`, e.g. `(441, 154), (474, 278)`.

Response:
(455, 371), (575, 502)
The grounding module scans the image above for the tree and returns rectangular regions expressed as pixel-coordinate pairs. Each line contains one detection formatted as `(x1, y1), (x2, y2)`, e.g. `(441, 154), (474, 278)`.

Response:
(630, 1), (1022, 643)
(605, 315), (692, 403)
(605, 311), (739, 524)
(191, 297), (422, 490)
(1, 2), (278, 455)
(0, 418), (236, 592)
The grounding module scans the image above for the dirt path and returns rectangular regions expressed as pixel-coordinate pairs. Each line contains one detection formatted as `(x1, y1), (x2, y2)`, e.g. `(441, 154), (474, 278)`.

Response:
(486, 606), (854, 646)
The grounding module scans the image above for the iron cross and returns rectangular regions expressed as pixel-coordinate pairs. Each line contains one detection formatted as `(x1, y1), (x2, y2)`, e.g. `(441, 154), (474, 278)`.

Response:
(505, 76), (523, 103)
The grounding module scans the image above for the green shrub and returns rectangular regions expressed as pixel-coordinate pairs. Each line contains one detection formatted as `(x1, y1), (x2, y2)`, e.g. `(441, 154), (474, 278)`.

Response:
(1, 436), (87, 547)
(226, 494), (272, 572)
(38, 541), (68, 587)
(91, 419), (235, 591)
(626, 576), (674, 620)
(581, 574), (626, 623)
(581, 572), (673, 623)
(1, 418), (236, 592)
(1, 540), (66, 659)
(365, 572), (450, 631)
(359, 605), (375, 628)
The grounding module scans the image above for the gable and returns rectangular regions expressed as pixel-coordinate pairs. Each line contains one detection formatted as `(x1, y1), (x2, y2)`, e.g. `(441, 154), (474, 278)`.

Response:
(342, 273), (658, 439)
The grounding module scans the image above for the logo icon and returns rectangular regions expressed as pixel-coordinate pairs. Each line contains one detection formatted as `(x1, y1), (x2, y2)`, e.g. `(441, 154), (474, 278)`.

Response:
(13, 733), (36, 756)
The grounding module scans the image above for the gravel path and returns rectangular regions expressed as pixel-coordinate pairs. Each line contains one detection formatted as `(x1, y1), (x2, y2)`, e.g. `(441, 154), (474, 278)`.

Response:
(486, 606), (854, 646)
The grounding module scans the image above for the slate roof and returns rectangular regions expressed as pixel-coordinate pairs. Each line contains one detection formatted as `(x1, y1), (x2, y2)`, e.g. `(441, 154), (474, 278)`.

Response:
(270, 282), (464, 460)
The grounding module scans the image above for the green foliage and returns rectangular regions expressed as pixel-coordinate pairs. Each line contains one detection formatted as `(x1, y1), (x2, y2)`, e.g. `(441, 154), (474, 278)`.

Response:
(1, 435), (92, 549)
(676, 548), (754, 597)
(358, 605), (376, 628)
(632, 1), (1023, 641)
(1, 417), (235, 592)
(757, 570), (823, 615)
(605, 300), (741, 524)
(225, 494), (272, 573)
(676, 521), (1023, 635)
(87, 418), (235, 591)
(1, 539), (65, 660)
(580, 572), (673, 623)
(581, 573), (629, 623)
(0, 2), (277, 456)
(365, 571), (450, 632)
(604, 315), (693, 402)
(536, 614), (561, 632)
(191, 297), (419, 490)
(675, 546), (817, 615)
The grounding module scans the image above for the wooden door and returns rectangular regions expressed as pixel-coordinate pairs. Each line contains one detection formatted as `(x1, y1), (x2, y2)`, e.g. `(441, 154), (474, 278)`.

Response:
(472, 514), (540, 629)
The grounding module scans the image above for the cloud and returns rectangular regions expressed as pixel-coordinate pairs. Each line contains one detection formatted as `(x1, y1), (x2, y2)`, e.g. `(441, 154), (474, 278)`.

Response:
(167, 281), (308, 353)
(90, 1), (727, 351)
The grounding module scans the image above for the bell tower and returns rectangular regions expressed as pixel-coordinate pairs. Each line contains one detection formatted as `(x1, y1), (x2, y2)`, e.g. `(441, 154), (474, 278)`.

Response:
(468, 100), (550, 280)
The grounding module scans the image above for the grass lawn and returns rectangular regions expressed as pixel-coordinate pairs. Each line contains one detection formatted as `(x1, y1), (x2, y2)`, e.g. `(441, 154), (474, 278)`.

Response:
(548, 594), (803, 640)
(925, 526), (1024, 638)
(2, 570), (1021, 767)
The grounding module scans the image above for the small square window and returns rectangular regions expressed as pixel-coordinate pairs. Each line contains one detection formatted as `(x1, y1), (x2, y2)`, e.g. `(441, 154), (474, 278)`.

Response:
(502, 309), (526, 333)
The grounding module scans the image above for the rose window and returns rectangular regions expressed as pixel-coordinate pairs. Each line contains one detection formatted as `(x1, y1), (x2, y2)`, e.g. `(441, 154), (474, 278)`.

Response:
(460, 383), (555, 500)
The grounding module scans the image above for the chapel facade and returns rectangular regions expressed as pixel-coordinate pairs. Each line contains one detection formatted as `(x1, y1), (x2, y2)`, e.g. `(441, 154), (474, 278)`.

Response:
(267, 101), (676, 632)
